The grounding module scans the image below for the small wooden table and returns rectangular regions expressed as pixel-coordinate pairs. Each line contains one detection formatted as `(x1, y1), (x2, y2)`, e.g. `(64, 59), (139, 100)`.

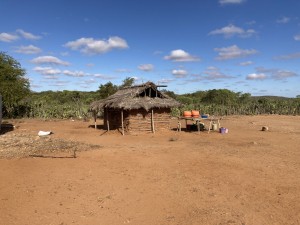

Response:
(178, 116), (221, 133)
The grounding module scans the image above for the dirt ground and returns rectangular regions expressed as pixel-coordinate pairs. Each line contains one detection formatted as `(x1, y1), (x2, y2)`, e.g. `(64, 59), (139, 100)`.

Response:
(0, 115), (300, 225)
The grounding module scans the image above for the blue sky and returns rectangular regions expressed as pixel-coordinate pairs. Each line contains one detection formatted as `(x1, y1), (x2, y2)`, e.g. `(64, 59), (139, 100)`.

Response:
(1, 0), (300, 97)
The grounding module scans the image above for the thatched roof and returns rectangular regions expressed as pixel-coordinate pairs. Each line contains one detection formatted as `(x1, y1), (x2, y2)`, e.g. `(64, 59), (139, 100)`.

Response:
(90, 82), (181, 111)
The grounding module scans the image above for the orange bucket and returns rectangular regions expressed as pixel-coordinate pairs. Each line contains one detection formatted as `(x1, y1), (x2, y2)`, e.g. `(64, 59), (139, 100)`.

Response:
(183, 111), (192, 117)
(191, 110), (200, 118)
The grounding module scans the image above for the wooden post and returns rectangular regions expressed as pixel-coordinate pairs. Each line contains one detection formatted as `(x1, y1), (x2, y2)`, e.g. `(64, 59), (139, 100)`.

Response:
(93, 111), (97, 129)
(151, 109), (155, 133)
(121, 110), (124, 136)
(106, 108), (110, 131)
(185, 119), (188, 131)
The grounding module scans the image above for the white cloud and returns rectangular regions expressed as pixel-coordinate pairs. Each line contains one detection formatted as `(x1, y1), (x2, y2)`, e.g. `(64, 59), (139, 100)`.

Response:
(209, 24), (256, 38)
(172, 69), (188, 78)
(239, 61), (253, 66)
(272, 70), (297, 80)
(64, 36), (129, 54)
(138, 64), (154, 71)
(157, 78), (174, 84)
(31, 56), (70, 66)
(51, 81), (68, 86)
(294, 34), (300, 41)
(93, 74), (116, 80)
(204, 66), (234, 79)
(0, 32), (19, 42)
(219, 0), (246, 4)
(164, 49), (200, 62)
(44, 75), (59, 80)
(33, 66), (61, 75)
(0, 29), (41, 42)
(276, 17), (291, 24)
(246, 73), (267, 80)
(254, 67), (298, 80)
(214, 45), (258, 60)
(63, 70), (86, 77)
(81, 78), (96, 85)
(16, 29), (41, 40)
(14, 45), (42, 54)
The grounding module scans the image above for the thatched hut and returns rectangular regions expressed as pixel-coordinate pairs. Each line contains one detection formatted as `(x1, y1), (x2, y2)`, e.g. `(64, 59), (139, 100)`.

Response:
(90, 82), (181, 134)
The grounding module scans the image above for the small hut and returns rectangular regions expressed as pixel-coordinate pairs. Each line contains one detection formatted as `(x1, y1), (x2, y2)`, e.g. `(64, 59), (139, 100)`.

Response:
(90, 82), (181, 134)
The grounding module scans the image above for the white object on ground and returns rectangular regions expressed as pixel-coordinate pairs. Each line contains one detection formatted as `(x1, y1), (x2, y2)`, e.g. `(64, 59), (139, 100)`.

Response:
(38, 131), (52, 136)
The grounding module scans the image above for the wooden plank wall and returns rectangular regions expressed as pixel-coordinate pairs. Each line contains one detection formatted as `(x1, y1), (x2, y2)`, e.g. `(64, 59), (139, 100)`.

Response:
(103, 108), (127, 129)
(103, 107), (172, 133)
(127, 108), (171, 133)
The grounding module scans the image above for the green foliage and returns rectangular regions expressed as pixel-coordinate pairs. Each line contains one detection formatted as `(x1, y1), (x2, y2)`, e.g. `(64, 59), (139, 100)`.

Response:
(176, 96), (194, 105)
(201, 89), (239, 105)
(24, 90), (99, 119)
(175, 89), (300, 116)
(98, 78), (135, 99)
(119, 77), (135, 89)
(161, 89), (177, 100)
(97, 82), (118, 99)
(182, 90), (206, 101)
(0, 52), (30, 118)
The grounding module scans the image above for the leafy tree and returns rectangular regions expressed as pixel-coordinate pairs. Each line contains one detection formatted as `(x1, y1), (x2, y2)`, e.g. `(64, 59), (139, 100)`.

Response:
(202, 89), (239, 105)
(239, 93), (251, 103)
(119, 77), (135, 89)
(161, 89), (177, 99)
(176, 95), (193, 105)
(98, 81), (118, 99)
(0, 52), (30, 117)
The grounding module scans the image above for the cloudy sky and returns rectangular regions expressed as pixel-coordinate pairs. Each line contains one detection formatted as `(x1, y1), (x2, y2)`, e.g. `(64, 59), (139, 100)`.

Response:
(1, 0), (300, 97)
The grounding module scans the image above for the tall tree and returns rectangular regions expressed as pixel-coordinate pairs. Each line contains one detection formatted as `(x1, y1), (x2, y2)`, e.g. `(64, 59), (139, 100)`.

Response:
(119, 77), (135, 89)
(97, 81), (118, 99)
(0, 52), (30, 117)
(202, 89), (239, 105)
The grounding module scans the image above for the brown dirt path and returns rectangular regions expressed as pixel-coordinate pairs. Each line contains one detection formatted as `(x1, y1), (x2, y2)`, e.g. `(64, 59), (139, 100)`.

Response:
(0, 115), (300, 225)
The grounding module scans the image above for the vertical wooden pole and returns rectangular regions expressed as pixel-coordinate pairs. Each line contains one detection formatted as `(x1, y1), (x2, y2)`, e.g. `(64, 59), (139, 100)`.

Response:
(94, 111), (97, 129)
(185, 119), (188, 131)
(106, 108), (110, 131)
(121, 110), (124, 136)
(151, 109), (155, 133)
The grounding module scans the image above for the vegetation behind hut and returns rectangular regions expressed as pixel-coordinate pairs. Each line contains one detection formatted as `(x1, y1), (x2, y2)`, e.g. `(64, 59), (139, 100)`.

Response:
(0, 52), (299, 119)
(2, 87), (300, 119)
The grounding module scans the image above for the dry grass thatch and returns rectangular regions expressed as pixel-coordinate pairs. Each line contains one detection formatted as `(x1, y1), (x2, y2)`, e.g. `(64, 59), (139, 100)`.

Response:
(90, 82), (181, 111)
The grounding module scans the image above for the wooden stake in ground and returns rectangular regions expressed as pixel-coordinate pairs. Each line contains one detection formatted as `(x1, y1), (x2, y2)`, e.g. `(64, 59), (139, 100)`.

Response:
(121, 110), (124, 136)
(151, 109), (155, 133)
(106, 109), (110, 131)
(93, 111), (97, 129)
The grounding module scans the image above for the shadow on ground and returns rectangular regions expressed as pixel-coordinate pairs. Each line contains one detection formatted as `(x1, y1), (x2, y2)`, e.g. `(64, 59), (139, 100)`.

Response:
(0, 123), (14, 135)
